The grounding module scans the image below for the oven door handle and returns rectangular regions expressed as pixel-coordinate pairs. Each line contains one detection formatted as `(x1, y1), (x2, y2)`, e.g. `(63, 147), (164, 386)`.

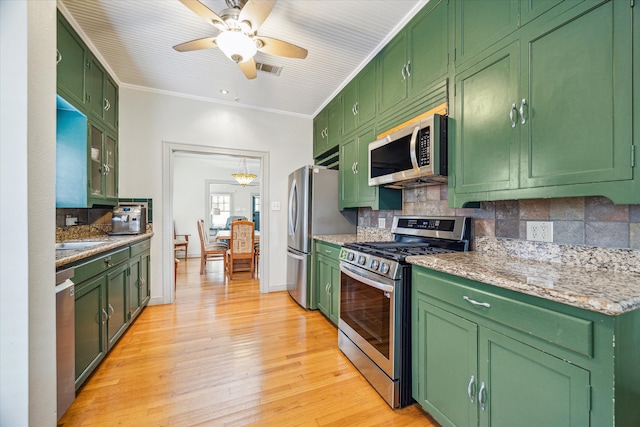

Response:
(340, 264), (395, 294)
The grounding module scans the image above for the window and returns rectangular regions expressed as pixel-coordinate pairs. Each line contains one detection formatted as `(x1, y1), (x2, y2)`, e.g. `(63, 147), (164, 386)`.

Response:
(210, 193), (231, 227)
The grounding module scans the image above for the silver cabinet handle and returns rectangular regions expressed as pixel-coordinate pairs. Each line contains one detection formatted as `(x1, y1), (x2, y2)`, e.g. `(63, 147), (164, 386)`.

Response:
(108, 303), (114, 319)
(463, 296), (490, 308)
(138, 276), (145, 288)
(354, 102), (358, 115)
(510, 103), (517, 128)
(406, 61), (411, 77)
(351, 163), (356, 174)
(519, 98), (527, 124)
(56, 49), (62, 64)
(101, 308), (108, 324)
(467, 375), (475, 403)
(401, 64), (406, 81)
(354, 161), (358, 174)
(478, 382), (487, 411)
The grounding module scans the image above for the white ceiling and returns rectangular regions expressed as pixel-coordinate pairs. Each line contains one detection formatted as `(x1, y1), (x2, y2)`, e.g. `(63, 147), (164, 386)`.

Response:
(174, 151), (261, 183)
(58, 0), (428, 117)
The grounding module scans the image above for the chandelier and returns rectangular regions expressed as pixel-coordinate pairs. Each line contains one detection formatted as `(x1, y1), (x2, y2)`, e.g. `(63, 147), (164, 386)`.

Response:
(232, 158), (257, 186)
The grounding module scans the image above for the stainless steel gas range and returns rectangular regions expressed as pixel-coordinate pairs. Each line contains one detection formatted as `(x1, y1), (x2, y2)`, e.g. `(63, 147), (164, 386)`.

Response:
(338, 216), (470, 408)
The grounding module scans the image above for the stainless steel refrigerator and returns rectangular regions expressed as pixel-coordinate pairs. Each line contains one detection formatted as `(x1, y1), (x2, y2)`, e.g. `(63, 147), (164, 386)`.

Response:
(287, 165), (356, 308)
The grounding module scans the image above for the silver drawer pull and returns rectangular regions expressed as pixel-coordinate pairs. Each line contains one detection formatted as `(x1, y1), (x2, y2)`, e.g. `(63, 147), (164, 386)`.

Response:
(478, 381), (487, 411)
(463, 296), (490, 308)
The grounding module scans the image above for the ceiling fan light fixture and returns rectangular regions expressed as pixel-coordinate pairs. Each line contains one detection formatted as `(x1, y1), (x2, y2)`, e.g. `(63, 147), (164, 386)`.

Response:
(216, 30), (257, 63)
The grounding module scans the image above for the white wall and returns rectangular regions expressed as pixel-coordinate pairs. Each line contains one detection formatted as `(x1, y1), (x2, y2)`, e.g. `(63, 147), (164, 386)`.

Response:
(1, 1), (57, 425)
(117, 88), (312, 300)
(173, 156), (259, 258)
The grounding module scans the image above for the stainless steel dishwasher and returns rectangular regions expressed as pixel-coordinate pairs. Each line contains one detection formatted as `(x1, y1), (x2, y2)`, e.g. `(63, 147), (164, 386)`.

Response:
(56, 267), (75, 420)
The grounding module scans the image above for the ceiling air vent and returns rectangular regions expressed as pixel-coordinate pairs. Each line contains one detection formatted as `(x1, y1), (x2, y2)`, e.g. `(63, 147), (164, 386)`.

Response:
(255, 62), (283, 76)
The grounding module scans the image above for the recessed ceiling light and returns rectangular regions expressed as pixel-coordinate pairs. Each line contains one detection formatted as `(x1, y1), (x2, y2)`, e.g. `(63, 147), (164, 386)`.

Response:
(220, 89), (229, 95)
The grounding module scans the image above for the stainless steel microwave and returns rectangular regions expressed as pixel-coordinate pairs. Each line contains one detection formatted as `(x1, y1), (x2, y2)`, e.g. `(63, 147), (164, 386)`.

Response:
(368, 114), (448, 188)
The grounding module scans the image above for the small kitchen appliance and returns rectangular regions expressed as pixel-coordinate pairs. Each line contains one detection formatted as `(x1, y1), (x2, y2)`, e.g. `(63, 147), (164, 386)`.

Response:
(368, 113), (448, 188)
(338, 216), (470, 408)
(286, 165), (357, 309)
(110, 205), (147, 235)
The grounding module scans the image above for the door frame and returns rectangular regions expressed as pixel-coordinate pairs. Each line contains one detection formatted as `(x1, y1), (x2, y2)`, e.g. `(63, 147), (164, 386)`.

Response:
(162, 141), (270, 303)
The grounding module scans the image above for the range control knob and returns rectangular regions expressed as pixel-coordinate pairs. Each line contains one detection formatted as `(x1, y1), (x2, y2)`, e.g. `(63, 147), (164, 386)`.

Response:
(370, 259), (380, 270)
(346, 252), (355, 261)
(379, 263), (390, 274)
(357, 255), (366, 265)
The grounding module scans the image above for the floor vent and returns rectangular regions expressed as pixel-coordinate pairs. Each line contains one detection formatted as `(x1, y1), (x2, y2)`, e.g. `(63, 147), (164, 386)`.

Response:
(256, 62), (283, 76)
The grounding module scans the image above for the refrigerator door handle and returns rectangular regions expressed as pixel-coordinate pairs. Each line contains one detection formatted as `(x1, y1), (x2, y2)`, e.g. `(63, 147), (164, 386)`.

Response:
(287, 250), (306, 261)
(288, 177), (298, 237)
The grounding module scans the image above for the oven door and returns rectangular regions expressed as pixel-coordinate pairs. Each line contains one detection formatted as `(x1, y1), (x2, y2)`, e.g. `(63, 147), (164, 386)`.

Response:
(339, 262), (398, 379)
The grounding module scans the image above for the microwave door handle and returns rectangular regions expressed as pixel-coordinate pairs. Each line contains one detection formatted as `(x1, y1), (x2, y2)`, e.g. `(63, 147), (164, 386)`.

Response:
(340, 264), (395, 293)
(409, 125), (420, 171)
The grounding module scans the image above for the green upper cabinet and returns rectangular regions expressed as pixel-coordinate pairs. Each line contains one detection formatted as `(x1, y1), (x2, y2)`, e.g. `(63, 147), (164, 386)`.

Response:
(454, 0), (587, 67)
(339, 125), (402, 210)
(518, 1), (632, 189)
(57, 13), (87, 109)
(453, 42), (520, 195)
(451, 0), (636, 207)
(379, 0), (450, 115)
(313, 97), (342, 160)
(342, 61), (377, 137)
(88, 123), (118, 206)
(88, 56), (118, 131)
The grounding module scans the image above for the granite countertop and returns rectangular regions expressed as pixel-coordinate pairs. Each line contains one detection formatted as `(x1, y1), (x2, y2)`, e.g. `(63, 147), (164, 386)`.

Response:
(407, 251), (640, 315)
(56, 232), (153, 269)
(313, 234), (358, 246)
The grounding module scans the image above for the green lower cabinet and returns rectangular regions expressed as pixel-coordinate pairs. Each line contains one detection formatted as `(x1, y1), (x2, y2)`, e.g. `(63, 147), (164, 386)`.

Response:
(71, 238), (152, 389)
(106, 262), (128, 348)
(74, 274), (107, 389)
(411, 265), (640, 426)
(314, 240), (341, 325)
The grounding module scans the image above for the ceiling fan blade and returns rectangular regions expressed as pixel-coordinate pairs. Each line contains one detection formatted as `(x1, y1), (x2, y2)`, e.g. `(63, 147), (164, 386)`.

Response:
(256, 36), (308, 59)
(179, 0), (227, 29)
(238, 0), (276, 32)
(238, 57), (257, 79)
(173, 37), (218, 52)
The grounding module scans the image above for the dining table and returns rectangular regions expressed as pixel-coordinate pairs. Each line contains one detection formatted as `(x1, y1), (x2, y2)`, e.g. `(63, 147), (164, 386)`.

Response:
(215, 230), (260, 243)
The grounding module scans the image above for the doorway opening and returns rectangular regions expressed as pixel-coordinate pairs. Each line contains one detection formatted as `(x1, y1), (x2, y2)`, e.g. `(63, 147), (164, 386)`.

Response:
(163, 141), (269, 303)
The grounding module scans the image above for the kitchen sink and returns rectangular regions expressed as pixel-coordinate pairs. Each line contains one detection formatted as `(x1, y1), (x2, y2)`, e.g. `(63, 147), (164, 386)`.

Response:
(55, 241), (105, 250)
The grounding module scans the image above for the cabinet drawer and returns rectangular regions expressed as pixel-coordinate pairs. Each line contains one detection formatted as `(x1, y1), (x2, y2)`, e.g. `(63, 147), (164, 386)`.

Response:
(315, 240), (340, 260)
(414, 268), (593, 357)
(73, 247), (129, 283)
(130, 238), (151, 257)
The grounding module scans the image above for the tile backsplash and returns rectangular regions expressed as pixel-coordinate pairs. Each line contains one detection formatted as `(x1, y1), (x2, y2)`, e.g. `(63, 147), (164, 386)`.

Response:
(358, 184), (640, 250)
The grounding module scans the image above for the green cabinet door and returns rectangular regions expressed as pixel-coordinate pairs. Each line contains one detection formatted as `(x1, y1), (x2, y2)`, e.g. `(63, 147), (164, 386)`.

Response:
(87, 56), (106, 123)
(343, 61), (378, 137)
(339, 133), (359, 207)
(519, 0), (633, 188)
(88, 123), (118, 206)
(313, 109), (328, 158)
(57, 13), (87, 108)
(479, 328), (590, 427)
(140, 251), (151, 307)
(326, 96), (343, 150)
(315, 256), (332, 319)
(129, 254), (142, 320)
(104, 76), (118, 130)
(454, 42), (520, 194)
(328, 261), (340, 325)
(454, 0), (519, 66)
(407, 0), (449, 95)
(414, 300), (479, 427)
(379, 31), (409, 112)
(75, 275), (106, 388)
(106, 262), (128, 349)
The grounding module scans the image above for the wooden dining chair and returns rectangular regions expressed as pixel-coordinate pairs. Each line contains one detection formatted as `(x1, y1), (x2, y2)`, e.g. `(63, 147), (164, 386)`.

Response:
(197, 219), (228, 274)
(227, 220), (255, 280)
(173, 221), (189, 259)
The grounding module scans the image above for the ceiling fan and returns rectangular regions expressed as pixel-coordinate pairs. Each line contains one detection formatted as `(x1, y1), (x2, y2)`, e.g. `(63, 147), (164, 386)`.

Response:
(173, 0), (308, 79)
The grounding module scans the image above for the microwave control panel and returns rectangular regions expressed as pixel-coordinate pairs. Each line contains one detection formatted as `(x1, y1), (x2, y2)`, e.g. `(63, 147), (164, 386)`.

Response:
(418, 127), (431, 166)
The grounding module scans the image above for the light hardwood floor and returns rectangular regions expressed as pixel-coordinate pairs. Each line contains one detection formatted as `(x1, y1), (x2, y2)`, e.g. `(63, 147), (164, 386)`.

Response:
(58, 258), (439, 426)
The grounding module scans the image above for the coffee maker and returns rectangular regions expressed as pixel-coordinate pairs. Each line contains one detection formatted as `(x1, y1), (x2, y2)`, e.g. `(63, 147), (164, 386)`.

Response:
(110, 205), (147, 235)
